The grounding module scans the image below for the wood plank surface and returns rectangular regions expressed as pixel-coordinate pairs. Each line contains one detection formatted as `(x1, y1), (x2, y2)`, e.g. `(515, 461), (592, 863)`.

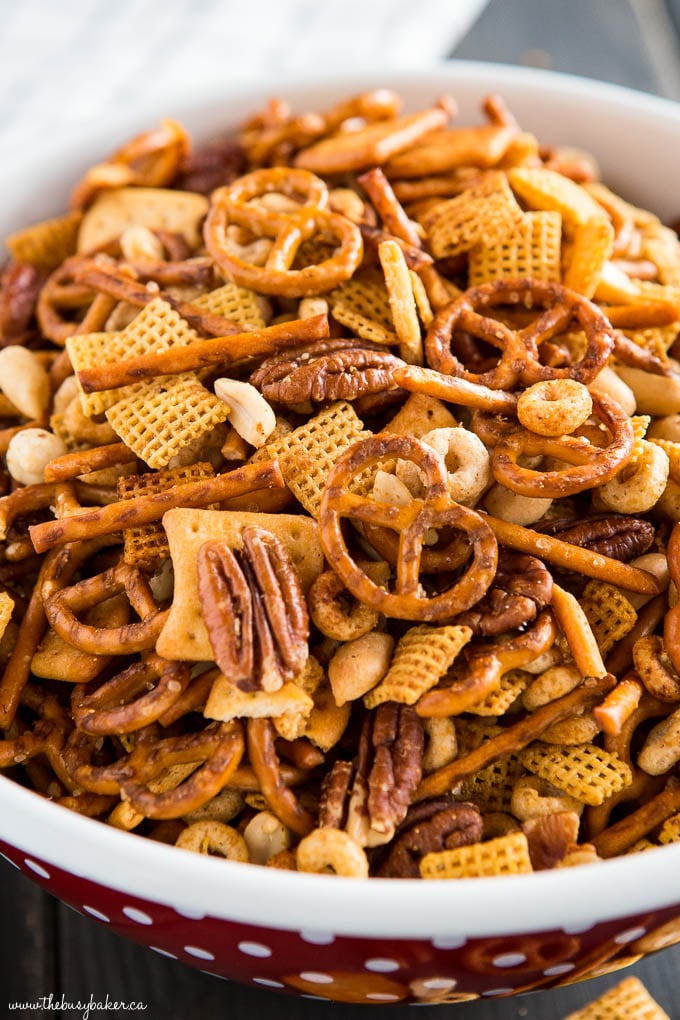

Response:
(2, 1), (680, 1017)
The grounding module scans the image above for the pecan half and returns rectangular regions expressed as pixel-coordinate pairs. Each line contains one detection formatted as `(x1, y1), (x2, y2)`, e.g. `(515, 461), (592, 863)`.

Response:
(197, 526), (309, 692)
(536, 514), (655, 562)
(456, 550), (553, 636)
(318, 759), (354, 829)
(374, 797), (483, 878)
(363, 701), (424, 838)
(249, 338), (402, 404)
(0, 263), (45, 344)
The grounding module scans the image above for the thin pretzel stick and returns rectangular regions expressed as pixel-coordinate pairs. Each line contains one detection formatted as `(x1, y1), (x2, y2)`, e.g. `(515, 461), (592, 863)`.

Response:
(551, 583), (607, 678)
(591, 779), (680, 858)
(358, 168), (422, 247)
(482, 514), (661, 595)
(415, 673), (615, 802)
(358, 224), (432, 270)
(44, 443), (136, 482)
(246, 717), (315, 835)
(29, 459), (284, 553)
(606, 302), (680, 329)
(593, 677), (643, 736)
(77, 314), (329, 393)
(74, 263), (249, 337)
(393, 363), (517, 414)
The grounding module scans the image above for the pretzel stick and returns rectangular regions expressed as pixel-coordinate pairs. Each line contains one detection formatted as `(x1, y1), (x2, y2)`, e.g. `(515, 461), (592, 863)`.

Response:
(29, 459), (284, 553)
(551, 583), (607, 678)
(77, 314), (329, 393)
(591, 779), (680, 858)
(415, 673), (615, 801)
(481, 514), (661, 595)
(44, 442), (136, 482)
(606, 301), (680, 329)
(358, 168), (423, 248)
(74, 263), (249, 337)
(393, 363), (517, 414)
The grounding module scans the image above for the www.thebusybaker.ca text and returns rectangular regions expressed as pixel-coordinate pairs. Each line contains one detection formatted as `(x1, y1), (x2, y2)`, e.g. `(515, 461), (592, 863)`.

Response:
(8, 993), (147, 1019)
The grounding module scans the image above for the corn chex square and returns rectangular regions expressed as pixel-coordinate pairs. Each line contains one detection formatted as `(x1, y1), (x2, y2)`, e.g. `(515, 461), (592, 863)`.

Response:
(106, 374), (229, 469)
(581, 579), (637, 655)
(469, 210), (562, 286)
(192, 282), (267, 328)
(364, 624), (471, 708)
(562, 976), (670, 1020)
(458, 753), (526, 812)
(6, 210), (82, 269)
(420, 831), (533, 879)
(518, 742), (632, 806)
(422, 171), (525, 259)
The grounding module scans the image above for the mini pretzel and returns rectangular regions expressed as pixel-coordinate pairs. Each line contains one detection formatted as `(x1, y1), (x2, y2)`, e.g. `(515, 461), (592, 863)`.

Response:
(120, 720), (245, 819)
(663, 522), (680, 675)
(44, 562), (168, 655)
(72, 656), (191, 735)
(246, 717), (315, 836)
(425, 278), (614, 389)
(204, 169), (363, 297)
(319, 433), (498, 622)
(591, 779), (680, 858)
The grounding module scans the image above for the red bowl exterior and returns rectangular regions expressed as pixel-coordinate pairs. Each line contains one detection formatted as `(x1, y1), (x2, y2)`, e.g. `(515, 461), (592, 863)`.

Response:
(3, 837), (680, 1004)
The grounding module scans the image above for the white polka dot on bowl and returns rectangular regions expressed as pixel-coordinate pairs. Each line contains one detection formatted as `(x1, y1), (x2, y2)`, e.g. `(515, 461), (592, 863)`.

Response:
(82, 906), (110, 923)
(237, 941), (272, 958)
(0, 852), (18, 869)
(543, 962), (575, 977)
(23, 859), (50, 879)
(173, 905), (206, 920)
(298, 971), (334, 984)
(299, 930), (335, 945)
(150, 947), (177, 959)
(563, 922), (594, 934)
(364, 958), (400, 973)
(482, 987), (515, 996)
(491, 952), (527, 968)
(253, 977), (285, 989)
(122, 907), (153, 925)
(184, 946), (215, 961)
(615, 926), (646, 944)
(366, 993), (401, 1001)
(431, 936), (466, 950)
(422, 978), (457, 990)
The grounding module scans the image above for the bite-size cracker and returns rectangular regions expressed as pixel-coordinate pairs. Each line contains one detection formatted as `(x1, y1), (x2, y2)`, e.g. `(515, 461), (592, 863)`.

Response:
(458, 753), (526, 813)
(420, 830), (533, 879)
(106, 373), (229, 469)
(205, 677), (313, 724)
(508, 166), (605, 227)
(409, 268), (434, 326)
(562, 976), (670, 1020)
(364, 624), (471, 708)
(273, 656), (324, 741)
(328, 268), (394, 329)
(469, 210), (562, 286)
(581, 579), (637, 655)
(6, 210), (82, 269)
(263, 401), (370, 518)
(157, 508), (324, 661)
(78, 186), (209, 253)
(116, 461), (215, 570)
(330, 302), (397, 346)
(192, 281), (267, 329)
(467, 669), (530, 717)
(385, 392), (457, 437)
(421, 172), (525, 259)
(519, 742), (632, 806)
(563, 216), (615, 298)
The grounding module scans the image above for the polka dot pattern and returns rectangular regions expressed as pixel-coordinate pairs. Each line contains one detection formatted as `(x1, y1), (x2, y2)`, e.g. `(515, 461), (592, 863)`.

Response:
(299, 930), (335, 945)
(253, 977), (284, 989)
(237, 941), (272, 958)
(23, 858), (50, 879)
(364, 957), (400, 973)
(298, 971), (334, 984)
(184, 945), (215, 961)
(150, 947), (177, 959)
(82, 905), (110, 923)
(615, 926), (647, 944)
(492, 951), (527, 968)
(122, 907), (153, 925)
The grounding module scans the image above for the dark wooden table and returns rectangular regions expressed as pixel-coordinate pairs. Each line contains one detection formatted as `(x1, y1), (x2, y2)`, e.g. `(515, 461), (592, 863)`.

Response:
(3, 1), (680, 1016)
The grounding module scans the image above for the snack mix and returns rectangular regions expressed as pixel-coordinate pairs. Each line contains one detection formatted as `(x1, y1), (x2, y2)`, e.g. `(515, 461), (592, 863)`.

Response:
(1, 87), (680, 881)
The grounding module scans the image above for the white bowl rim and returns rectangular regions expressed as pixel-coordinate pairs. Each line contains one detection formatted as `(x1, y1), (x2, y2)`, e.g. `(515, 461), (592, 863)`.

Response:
(2, 61), (680, 940)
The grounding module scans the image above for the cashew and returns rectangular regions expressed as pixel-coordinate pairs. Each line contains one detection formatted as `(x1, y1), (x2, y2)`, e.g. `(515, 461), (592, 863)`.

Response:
(244, 810), (292, 865)
(484, 483), (553, 526)
(0, 346), (51, 420)
(511, 775), (583, 821)
(119, 224), (164, 261)
(616, 365), (680, 416)
(214, 378), (276, 448)
(328, 631), (394, 706)
(638, 706), (680, 775)
(648, 414), (680, 443)
(52, 374), (81, 416)
(298, 297), (328, 319)
(522, 664), (582, 711)
(623, 552), (670, 611)
(6, 428), (68, 485)
(589, 365), (636, 415)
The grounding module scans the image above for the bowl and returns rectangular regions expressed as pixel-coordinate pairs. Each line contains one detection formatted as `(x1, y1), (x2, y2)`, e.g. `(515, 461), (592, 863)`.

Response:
(3, 62), (680, 1006)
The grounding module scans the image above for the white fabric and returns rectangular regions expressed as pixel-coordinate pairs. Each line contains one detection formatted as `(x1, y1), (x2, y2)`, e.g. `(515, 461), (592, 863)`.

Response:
(0, 0), (487, 153)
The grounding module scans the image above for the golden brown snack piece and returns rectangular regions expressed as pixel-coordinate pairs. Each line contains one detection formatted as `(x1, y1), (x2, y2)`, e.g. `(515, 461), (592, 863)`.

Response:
(562, 976), (670, 1020)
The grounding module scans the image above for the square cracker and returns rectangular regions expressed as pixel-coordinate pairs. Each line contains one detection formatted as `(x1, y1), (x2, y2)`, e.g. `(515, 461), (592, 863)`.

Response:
(157, 508), (324, 661)
(205, 677), (313, 724)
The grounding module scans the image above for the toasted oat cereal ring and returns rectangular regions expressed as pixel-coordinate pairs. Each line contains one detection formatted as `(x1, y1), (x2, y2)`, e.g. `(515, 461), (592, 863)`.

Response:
(308, 569), (382, 642)
(296, 827), (369, 877)
(319, 433), (498, 622)
(425, 278), (614, 390)
(175, 820), (249, 861)
(492, 391), (634, 498)
(516, 379), (593, 437)
(44, 562), (168, 655)
(205, 176), (362, 297)
(398, 426), (492, 507)
(597, 439), (669, 514)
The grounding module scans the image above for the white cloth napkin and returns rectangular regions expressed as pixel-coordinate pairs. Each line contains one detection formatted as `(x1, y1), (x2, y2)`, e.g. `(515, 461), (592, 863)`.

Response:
(0, 0), (487, 153)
